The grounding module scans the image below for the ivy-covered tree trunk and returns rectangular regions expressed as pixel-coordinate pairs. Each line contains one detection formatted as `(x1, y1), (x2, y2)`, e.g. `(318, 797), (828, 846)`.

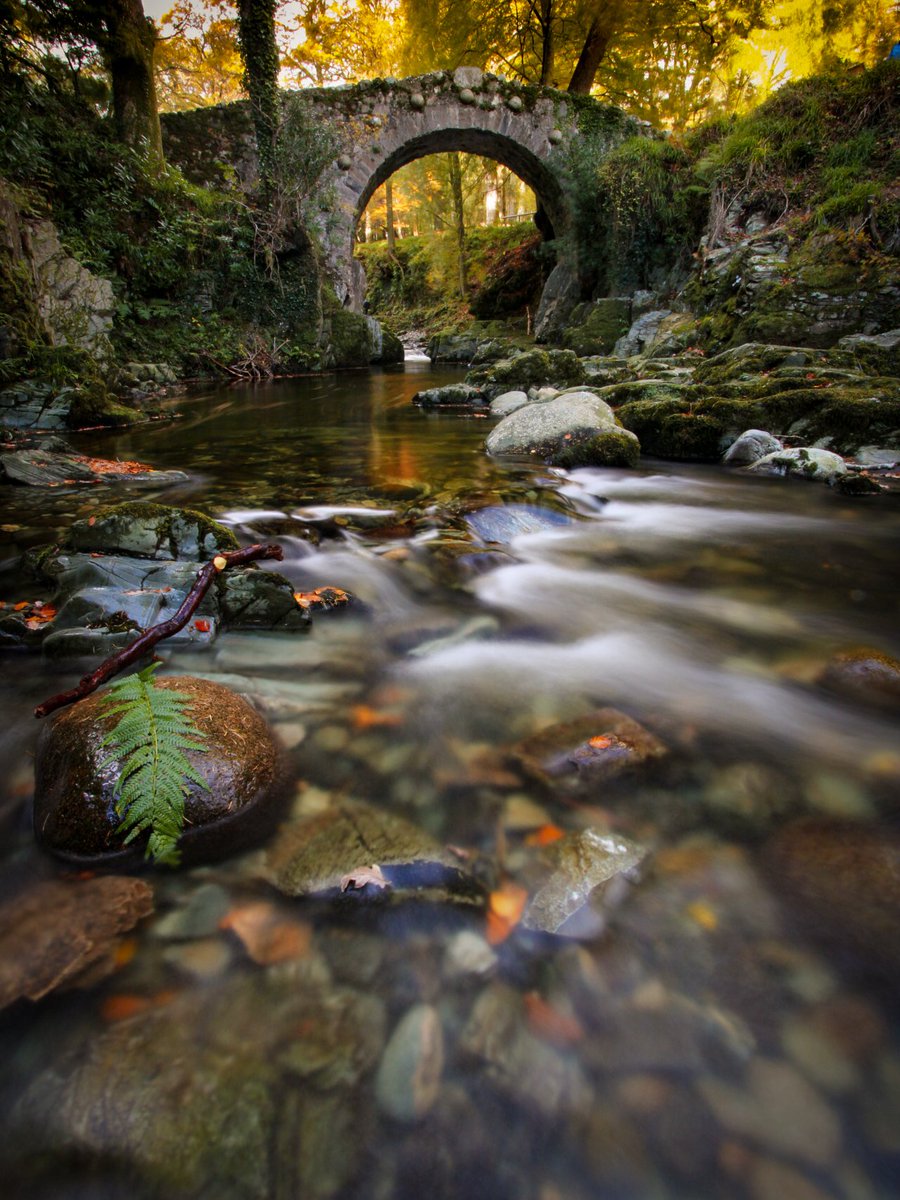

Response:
(236, 0), (280, 182)
(101, 0), (164, 168)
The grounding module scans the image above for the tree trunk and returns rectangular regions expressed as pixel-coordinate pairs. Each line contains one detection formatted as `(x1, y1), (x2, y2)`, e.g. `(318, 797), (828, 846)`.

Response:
(538, 0), (555, 86)
(447, 152), (467, 297)
(236, 0), (280, 181)
(567, 1), (621, 95)
(385, 178), (396, 253)
(101, 0), (164, 168)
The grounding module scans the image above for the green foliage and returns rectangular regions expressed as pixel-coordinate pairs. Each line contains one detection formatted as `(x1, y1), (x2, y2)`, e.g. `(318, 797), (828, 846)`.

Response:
(696, 60), (899, 242)
(358, 222), (541, 332)
(100, 663), (209, 867)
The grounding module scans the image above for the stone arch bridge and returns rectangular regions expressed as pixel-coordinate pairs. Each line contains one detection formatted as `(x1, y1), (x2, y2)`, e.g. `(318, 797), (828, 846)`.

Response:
(162, 69), (639, 339)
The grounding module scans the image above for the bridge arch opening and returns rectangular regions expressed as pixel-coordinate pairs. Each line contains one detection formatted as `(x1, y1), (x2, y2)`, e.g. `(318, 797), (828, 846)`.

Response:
(343, 128), (572, 326)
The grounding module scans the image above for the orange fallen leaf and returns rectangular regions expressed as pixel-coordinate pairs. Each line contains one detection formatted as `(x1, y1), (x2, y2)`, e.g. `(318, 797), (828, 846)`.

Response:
(88, 516), (96, 526)
(13, 601), (28, 611)
(113, 937), (139, 967)
(486, 880), (528, 945)
(588, 735), (613, 749)
(350, 704), (404, 731)
(686, 900), (718, 931)
(525, 823), (565, 847)
(220, 901), (311, 965)
(100, 993), (152, 1022)
(524, 991), (585, 1046)
(194, 618), (211, 633)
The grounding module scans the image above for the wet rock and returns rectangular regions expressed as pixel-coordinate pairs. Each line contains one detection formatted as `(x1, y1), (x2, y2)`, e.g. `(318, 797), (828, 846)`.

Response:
(781, 1014), (861, 1094)
(764, 818), (900, 982)
(697, 1057), (841, 1167)
(523, 828), (647, 935)
(151, 882), (231, 940)
(464, 502), (571, 543)
(512, 708), (668, 793)
(486, 391), (639, 467)
(578, 1104), (659, 1196)
(723, 429), (783, 466)
(857, 1051), (900, 1154)
(747, 446), (848, 484)
(701, 761), (800, 837)
(0, 875), (153, 1010)
(162, 936), (233, 981)
(444, 930), (497, 978)
(0, 447), (188, 488)
(67, 501), (239, 561)
(614, 309), (673, 358)
(489, 389), (530, 417)
(34, 675), (281, 865)
(218, 567), (310, 630)
(8, 969), (377, 1200)
(818, 647), (900, 711)
(264, 799), (478, 899)
(375, 1003), (444, 1122)
(468, 348), (584, 397)
(461, 983), (592, 1118)
(412, 382), (486, 409)
(747, 1156), (836, 1200)
(426, 331), (478, 364)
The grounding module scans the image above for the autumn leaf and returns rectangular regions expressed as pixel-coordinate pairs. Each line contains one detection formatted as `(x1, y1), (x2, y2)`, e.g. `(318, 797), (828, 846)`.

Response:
(523, 991), (584, 1046)
(486, 880), (528, 945)
(220, 901), (311, 964)
(350, 704), (404, 731)
(524, 823), (565, 847)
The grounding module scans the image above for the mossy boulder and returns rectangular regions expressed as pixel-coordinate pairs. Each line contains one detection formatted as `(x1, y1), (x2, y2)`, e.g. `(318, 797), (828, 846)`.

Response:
(468, 348), (584, 397)
(426, 330), (478, 363)
(617, 397), (748, 461)
(67, 502), (239, 561)
(553, 428), (641, 469)
(34, 676), (282, 865)
(562, 298), (631, 356)
(747, 446), (848, 483)
(323, 306), (372, 369)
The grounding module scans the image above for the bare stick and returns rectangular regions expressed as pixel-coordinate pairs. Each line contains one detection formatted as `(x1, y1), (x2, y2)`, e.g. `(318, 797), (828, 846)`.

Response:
(35, 543), (284, 719)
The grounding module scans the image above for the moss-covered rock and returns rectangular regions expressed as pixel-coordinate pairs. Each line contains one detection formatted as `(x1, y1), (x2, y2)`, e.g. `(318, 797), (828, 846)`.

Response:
(486, 390), (638, 467)
(562, 298), (631, 355)
(553, 427), (641, 468)
(323, 305), (372, 369)
(468, 348), (584, 396)
(67, 502), (239, 561)
(617, 397), (748, 461)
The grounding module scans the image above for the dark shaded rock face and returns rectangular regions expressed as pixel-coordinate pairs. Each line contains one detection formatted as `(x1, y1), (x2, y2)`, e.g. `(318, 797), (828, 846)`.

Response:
(818, 648), (900, 712)
(34, 676), (281, 865)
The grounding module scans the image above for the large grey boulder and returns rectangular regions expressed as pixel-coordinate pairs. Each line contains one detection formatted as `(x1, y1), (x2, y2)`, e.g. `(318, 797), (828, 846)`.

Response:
(486, 390), (639, 468)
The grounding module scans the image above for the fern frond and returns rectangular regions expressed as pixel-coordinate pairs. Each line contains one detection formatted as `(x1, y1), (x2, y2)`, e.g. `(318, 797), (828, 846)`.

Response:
(99, 663), (209, 866)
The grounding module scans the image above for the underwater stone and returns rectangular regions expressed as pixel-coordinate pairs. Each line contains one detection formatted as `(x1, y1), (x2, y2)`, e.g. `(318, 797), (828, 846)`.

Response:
(375, 1004), (444, 1121)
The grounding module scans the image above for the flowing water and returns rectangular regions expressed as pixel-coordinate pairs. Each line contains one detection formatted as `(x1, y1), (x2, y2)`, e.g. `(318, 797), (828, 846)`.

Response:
(1, 362), (899, 1199)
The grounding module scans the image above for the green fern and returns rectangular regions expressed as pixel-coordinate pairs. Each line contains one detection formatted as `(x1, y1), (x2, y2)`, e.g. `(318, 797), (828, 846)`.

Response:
(99, 663), (209, 866)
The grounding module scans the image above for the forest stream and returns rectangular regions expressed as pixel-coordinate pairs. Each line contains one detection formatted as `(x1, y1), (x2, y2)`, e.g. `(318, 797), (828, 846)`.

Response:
(1, 359), (899, 1200)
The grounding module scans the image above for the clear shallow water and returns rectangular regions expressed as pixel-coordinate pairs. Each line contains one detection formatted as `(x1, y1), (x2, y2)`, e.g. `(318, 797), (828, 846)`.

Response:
(1, 365), (899, 1200)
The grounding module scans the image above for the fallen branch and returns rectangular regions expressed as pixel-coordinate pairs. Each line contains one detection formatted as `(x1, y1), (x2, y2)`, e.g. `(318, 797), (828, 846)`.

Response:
(35, 542), (284, 719)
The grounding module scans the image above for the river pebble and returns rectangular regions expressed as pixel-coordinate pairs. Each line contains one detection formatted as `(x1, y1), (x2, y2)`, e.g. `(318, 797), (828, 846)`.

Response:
(697, 1057), (841, 1167)
(375, 1003), (444, 1122)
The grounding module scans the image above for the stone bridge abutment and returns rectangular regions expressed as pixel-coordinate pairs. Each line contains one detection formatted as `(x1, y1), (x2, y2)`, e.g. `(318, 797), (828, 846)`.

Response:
(162, 69), (639, 339)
